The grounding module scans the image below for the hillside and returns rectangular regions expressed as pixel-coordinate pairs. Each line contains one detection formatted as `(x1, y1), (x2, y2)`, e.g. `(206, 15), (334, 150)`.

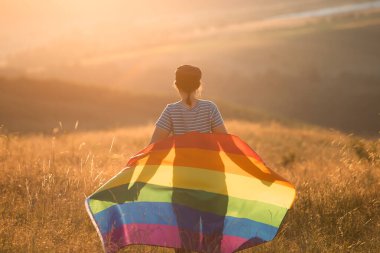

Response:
(0, 76), (276, 133)
(0, 120), (378, 252)
(2, 7), (379, 136)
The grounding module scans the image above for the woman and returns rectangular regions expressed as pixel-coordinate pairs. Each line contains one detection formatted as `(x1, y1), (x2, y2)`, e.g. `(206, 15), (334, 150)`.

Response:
(150, 64), (227, 144)
(150, 65), (228, 253)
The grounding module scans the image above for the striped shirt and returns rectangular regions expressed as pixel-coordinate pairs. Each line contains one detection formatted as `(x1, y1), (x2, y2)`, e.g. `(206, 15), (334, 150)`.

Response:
(155, 99), (224, 135)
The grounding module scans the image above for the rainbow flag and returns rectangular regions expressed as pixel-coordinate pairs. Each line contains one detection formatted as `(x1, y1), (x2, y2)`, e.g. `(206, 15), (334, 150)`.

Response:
(86, 132), (296, 253)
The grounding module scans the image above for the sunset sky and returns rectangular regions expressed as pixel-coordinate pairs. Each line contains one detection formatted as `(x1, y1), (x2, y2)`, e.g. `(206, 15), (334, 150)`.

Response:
(1, 1), (378, 68)
(0, 0), (259, 57)
(2, 0), (366, 59)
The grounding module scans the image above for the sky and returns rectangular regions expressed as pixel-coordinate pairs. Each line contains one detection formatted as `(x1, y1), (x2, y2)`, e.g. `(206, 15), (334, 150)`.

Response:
(1, 0), (378, 61)
(0, 0), (257, 57)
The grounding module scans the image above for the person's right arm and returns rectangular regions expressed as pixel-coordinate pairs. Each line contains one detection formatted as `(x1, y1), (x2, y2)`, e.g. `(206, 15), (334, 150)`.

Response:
(212, 123), (227, 134)
(150, 105), (172, 144)
(149, 126), (170, 144)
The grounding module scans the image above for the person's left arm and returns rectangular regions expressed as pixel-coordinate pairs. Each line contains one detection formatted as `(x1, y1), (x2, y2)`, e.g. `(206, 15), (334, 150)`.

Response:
(211, 102), (228, 134)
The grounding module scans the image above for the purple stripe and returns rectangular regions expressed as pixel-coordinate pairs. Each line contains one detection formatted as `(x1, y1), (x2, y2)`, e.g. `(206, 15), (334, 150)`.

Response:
(103, 223), (264, 253)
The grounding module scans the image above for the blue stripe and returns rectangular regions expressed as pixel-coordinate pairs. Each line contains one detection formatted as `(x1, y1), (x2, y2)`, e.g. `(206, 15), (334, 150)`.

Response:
(174, 123), (211, 129)
(92, 202), (277, 241)
(170, 111), (210, 116)
(177, 124), (210, 128)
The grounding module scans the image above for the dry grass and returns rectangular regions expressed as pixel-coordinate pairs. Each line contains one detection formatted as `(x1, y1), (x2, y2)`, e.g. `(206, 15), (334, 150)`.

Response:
(0, 120), (379, 252)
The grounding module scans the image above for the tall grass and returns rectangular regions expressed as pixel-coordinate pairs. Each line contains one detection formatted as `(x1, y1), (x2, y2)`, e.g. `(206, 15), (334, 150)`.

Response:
(0, 120), (378, 252)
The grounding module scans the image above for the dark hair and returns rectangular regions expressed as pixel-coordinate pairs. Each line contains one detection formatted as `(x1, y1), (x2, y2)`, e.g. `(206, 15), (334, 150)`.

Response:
(175, 65), (202, 106)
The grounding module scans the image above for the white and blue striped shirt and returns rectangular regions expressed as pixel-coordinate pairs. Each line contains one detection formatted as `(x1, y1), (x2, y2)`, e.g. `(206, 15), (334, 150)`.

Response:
(155, 99), (224, 135)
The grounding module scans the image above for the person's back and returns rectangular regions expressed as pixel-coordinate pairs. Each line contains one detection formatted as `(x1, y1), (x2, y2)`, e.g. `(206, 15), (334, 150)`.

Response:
(156, 99), (224, 135)
(150, 65), (227, 144)
(149, 65), (227, 253)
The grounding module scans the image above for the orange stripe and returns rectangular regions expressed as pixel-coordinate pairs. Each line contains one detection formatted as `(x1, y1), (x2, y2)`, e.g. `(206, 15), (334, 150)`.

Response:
(128, 148), (292, 187)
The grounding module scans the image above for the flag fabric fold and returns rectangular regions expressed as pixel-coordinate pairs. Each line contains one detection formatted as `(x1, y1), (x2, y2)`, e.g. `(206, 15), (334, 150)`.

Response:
(86, 132), (296, 253)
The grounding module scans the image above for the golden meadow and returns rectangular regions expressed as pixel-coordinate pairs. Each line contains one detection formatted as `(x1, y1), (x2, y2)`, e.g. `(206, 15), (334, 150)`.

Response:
(0, 120), (378, 252)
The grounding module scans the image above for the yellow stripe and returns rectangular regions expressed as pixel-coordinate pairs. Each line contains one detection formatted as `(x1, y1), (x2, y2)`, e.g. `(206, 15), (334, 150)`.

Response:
(129, 148), (292, 187)
(94, 164), (295, 209)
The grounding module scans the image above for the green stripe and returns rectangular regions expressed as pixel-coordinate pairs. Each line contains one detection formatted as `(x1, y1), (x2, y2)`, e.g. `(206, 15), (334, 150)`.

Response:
(88, 182), (287, 228)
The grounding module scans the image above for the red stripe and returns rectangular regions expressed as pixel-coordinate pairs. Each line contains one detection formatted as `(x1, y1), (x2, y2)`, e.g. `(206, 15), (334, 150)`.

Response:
(127, 132), (263, 166)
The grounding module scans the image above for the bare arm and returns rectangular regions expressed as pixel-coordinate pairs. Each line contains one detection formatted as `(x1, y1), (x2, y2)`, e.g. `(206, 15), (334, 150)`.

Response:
(212, 123), (228, 134)
(149, 126), (171, 144)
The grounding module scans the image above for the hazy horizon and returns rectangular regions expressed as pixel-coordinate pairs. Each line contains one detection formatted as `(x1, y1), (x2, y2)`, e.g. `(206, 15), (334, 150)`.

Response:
(1, 0), (380, 137)
(1, 0), (377, 58)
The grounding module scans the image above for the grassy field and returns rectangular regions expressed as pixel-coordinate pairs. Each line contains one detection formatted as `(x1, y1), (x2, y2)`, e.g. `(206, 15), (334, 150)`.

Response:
(0, 120), (378, 252)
